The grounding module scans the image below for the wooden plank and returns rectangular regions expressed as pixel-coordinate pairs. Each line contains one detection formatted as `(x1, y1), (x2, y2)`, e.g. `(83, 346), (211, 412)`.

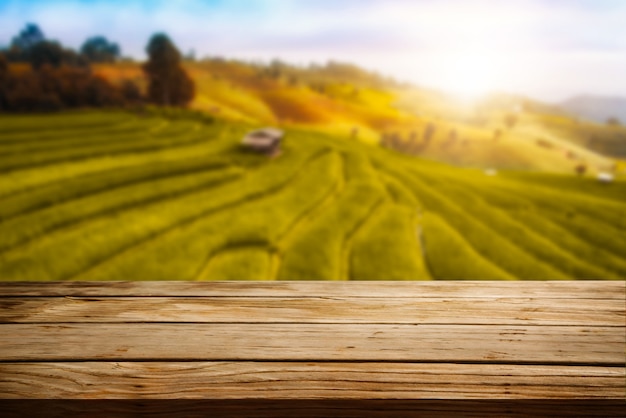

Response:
(0, 362), (623, 399)
(1, 282), (623, 410)
(0, 324), (622, 364)
(1, 296), (623, 326)
(1, 281), (623, 298)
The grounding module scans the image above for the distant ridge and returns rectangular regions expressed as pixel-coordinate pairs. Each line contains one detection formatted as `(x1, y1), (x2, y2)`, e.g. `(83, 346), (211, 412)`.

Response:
(558, 95), (626, 124)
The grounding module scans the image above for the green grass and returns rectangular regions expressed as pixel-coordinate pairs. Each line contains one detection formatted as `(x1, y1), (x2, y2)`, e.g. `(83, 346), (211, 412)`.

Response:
(0, 123), (238, 198)
(408, 173), (570, 280)
(276, 153), (386, 280)
(0, 166), (243, 253)
(199, 246), (274, 281)
(73, 147), (338, 281)
(0, 111), (136, 134)
(421, 214), (515, 280)
(350, 204), (430, 280)
(419, 177), (614, 279)
(0, 122), (205, 173)
(1, 111), (624, 280)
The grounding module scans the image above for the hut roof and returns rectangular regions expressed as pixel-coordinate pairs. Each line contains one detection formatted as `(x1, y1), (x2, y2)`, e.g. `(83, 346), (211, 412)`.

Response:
(242, 128), (283, 156)
(242, 128), (283, 147)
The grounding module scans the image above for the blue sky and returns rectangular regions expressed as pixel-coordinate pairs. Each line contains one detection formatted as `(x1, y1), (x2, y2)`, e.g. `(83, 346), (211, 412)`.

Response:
(1, 0), (624, 101)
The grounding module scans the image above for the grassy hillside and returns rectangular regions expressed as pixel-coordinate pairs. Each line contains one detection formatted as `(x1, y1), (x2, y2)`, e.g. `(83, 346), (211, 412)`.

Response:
(1, 111), (624, 281)
(93, 60), (624, 177)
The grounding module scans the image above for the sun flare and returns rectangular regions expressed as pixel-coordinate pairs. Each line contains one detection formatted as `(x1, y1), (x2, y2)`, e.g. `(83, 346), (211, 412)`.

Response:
(413, 4), (529, 102)
(439, 47), (504, 101)
(442, 51), (498, 99)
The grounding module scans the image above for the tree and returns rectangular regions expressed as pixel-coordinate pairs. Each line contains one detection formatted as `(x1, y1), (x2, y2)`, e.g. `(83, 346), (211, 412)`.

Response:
(81, 36), (120, 63)
(0, 53), (7, 110)
(0, 38), (139, 112)
(142, 33), (194, 107)
(2, 70), (46, 112)
(27, 40), (88, 70)
(29, 41), (65, 70)
(120, 79), (143, 104)
(11, 23), (45, 51)
(423, 122), (437, 142)
(0, 54), (7, 79)
(6, 23), (45, 62)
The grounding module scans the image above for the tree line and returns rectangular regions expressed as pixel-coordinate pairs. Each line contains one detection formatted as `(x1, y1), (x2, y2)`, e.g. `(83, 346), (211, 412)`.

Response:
(0, 24), (194, 112)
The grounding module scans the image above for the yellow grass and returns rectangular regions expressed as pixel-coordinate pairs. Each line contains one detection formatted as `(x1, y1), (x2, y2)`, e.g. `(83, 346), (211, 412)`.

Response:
(90, 60), (618, 173)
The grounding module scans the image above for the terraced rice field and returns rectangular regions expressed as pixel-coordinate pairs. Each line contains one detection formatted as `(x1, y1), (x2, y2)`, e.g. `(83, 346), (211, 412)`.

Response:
(1, 111), (625, 280)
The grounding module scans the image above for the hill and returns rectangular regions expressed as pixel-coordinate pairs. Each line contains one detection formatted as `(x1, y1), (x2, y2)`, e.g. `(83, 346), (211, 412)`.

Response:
(93, 60), (622, 176)
(558, 95), (626, 124)
(0, 111), (624, 281)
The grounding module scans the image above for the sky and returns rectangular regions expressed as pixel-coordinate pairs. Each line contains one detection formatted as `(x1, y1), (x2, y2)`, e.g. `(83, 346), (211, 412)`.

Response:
(1, 0), (624, 102)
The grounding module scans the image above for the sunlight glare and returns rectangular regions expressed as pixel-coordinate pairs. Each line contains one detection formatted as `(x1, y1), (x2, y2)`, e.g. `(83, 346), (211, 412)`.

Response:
(411, 2), (532, 102)
(439, 47), (504, 101)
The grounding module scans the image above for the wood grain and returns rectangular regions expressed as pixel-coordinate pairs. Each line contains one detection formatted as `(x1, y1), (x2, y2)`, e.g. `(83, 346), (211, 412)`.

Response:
(1, 281), (623, 298)
(0, 296), (623, 326)
(1, 362), (623, 399)
(1, 281), (623, 405)
(0, 323), (622, 364)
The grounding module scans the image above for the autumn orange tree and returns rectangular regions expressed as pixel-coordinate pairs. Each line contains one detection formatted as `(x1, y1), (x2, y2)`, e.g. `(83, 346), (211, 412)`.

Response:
(0, 24), (141, 112)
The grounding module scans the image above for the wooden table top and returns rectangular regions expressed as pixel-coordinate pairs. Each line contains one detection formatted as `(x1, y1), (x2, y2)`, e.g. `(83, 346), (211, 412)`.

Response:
(0, 281), (624, 416)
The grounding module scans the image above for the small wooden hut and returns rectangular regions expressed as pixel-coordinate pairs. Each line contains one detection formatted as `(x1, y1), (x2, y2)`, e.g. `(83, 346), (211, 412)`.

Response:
(242, 128), (283, 156)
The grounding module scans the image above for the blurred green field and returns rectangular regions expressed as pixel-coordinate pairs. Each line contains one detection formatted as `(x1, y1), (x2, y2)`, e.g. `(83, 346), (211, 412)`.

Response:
(0, 111), (624, 280)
